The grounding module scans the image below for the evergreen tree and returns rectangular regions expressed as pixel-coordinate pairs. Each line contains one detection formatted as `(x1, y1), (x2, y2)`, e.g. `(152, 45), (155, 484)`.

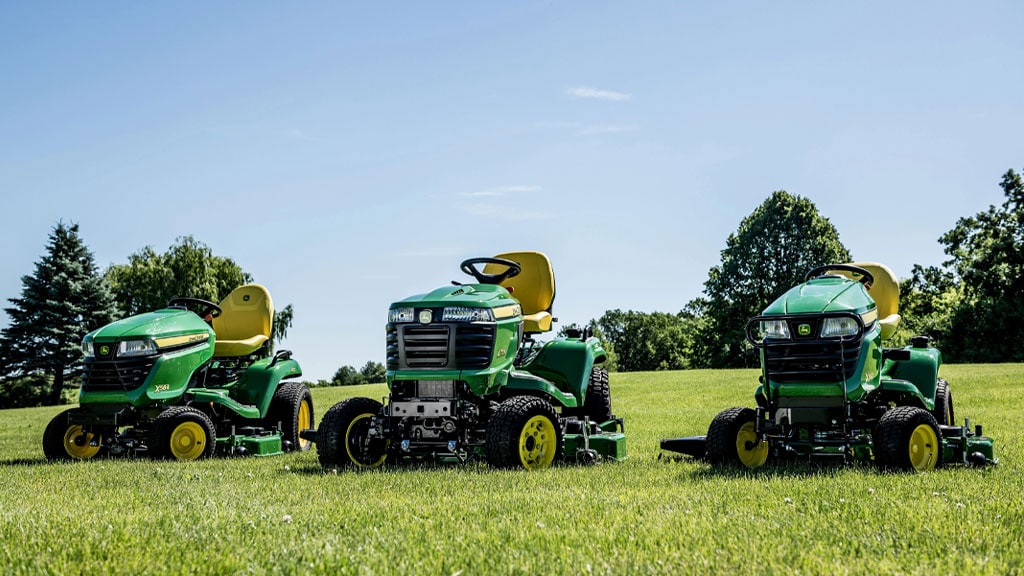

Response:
(0, 222), (118, 405)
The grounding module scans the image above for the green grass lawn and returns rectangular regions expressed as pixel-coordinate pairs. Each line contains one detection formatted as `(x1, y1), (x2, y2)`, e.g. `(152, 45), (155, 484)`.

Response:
(1, 365), (1021, 575)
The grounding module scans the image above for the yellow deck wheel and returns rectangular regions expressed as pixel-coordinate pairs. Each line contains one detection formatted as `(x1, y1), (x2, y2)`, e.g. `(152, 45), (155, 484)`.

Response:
(736, 421), (769, 468)
(518, 414), (558, 470)
(908, 423), (939, 471)
(63, 426), (102, 460)
(169, 421), (208, 460)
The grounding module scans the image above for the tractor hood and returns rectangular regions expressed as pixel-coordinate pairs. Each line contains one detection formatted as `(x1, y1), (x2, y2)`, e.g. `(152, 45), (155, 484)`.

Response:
(85, 308), (214, 343)
(762, 277), (876, 316)
(393, 283), (518, 309)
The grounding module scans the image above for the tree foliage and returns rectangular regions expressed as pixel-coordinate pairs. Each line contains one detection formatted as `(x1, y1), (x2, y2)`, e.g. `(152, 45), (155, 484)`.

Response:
(919, 169), (1024, 362)
(0, 222), (118, 405)
(331, 361), (386, 386)
(104, 236), (251, 316)
(557, 320), (619, 372)
(697, 191), (851, 368)
(594, 308), (704, 372)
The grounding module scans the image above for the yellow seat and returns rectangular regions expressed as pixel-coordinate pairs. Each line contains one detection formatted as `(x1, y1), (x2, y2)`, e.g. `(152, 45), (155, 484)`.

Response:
(211, 284), (274, 357)
(484, 251), (556, 334)
(835, 262), (901, 340)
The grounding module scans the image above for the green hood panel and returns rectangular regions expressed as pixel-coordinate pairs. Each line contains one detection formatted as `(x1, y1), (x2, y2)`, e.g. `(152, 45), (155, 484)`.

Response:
(762, 277), (875, 316)
(86, 309), (213, 341)
(394, 284), (517, 309)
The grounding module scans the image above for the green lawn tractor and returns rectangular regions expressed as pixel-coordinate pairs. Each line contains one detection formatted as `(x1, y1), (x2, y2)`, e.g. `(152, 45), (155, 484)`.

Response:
(306, 251), (626, 470)
(661, 263), (996, 472)
(43, 284), (313, 461)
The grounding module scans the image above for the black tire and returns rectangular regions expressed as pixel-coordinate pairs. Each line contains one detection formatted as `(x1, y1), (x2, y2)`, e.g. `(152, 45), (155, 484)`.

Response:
(931, 379), (954, 426)
(705, 407), (768, 468)
(42, 409), (106, 461)
(874, 406), (943, 472)
(569, 367), (613, 423)
(316, 397), (386, 469)
(486, 396), (563, 470)
(267, 381), (314, 452)
(149, 406), (216, 461)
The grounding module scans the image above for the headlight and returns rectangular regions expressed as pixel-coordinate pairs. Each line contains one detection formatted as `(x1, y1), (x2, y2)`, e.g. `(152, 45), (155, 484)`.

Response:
(118, 339), (157, 357)
(760, 320), (791, 339)
(821, 317), (860, 338)
(388, 307), (415, 323)
(81, 340), (94, 358)
(442, 306), (494, 322)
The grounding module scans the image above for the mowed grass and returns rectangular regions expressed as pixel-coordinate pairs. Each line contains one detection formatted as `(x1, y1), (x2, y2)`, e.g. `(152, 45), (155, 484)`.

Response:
(1, 365), (1022, 575)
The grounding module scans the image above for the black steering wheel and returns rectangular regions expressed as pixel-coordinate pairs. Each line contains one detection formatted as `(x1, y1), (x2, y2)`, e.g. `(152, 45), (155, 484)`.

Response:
(167, 297), (222, 320)
(460, 257), (522, 285)
(804, 264), (874, 286)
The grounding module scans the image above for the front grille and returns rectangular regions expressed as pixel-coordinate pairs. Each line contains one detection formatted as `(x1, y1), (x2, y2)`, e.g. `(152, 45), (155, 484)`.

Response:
(386, 323), (496, 370)
(762, 340), (861, 383)
(81, 356), (158, 392)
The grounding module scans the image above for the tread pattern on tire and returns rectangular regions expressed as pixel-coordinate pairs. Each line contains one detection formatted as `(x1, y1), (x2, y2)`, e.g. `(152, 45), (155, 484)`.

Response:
(705, 407), (756, 465)
(932, 379), (954, 426)
(579, 367), (613, 423)
(267, 381), (314, 451)
(149, 405), (217, 460)
(874, 405), (943, 471)
(485, 395), (563, 469)
(316, 397), (383, 468)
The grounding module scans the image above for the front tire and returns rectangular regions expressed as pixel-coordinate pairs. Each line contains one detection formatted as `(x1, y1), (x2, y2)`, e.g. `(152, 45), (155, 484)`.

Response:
(42, 409), (106, 461)
(316, 397), (386, 469)
(706, 407), (768, 468)
(875, 406), (943, 472)
(267, 381), (314, 452)
(150, 406), (216, 461)
(486, 396), (563, 470)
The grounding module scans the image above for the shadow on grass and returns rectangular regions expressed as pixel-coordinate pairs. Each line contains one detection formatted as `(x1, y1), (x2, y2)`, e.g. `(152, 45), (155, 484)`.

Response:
(0, 458), (48, 466)
(658, 452), (880, 479)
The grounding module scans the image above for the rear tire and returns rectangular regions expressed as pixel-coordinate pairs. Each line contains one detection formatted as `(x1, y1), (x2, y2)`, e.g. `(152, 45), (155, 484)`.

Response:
(42, 409), (106, 461)
(568, 367), (613, 423)
(932, 379), (954, 426)
(875, 406), (943, 472)
(316, 397), (386, 469)
(150, 406), (216, 461)
(267, 381), (314, 452)
(706, 407), (768, 468)
(486, 396), (563, 470)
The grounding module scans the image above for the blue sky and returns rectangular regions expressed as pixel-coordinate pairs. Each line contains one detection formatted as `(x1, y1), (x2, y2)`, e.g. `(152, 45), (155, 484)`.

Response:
(2, 2), (1022, 381)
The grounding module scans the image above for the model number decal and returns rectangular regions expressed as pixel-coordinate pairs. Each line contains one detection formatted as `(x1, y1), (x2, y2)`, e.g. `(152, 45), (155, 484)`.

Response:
(154, 384), (170, 392)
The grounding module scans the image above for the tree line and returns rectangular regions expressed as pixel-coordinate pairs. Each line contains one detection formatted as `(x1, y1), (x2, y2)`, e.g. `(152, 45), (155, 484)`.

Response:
(2, 167), (1021, 406)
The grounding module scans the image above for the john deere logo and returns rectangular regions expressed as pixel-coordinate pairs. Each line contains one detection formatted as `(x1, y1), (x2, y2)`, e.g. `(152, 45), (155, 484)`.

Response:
(798, 324), (811, 336)
(99, 345), (110, 356)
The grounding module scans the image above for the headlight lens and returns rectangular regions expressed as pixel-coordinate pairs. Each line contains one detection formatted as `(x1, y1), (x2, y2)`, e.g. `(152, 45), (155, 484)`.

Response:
(118, 339), (157, 357)
(388, 307), (415, 323)
(442, 306), (494, 323)
(821, 317), (860, 338)
(81, 340), (94, 358)
(760, 320), (791, 339)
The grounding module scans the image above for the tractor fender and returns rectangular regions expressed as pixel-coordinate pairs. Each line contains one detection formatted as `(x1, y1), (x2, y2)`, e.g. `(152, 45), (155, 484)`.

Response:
(876, 379), (931, 411)
(505, 370), (578, 408)
(234, 357), (303, 418)
(880, 344), (941, 404)
(189, 388), (262, 420)
(516, 336), (604, 404)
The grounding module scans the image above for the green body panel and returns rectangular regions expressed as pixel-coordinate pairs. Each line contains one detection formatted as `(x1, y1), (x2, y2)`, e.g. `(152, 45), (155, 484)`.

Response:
(881, 344), (942, 404)
(505, 371), (578, 407)
(230, 357), (303, 417)
(395, 283), (518, 308)
(216, 433), (283, 457)
(517, 336), (606, 404)
(85, 308), (214, 342)
(762, 277), (876, 316)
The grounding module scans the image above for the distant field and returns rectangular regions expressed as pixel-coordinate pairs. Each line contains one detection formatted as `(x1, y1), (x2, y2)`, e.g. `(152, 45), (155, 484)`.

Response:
(0, 365), (1021, 575)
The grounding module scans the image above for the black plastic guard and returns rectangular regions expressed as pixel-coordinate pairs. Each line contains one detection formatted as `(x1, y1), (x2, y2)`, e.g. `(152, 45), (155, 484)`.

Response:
(660, 436), (707, 459)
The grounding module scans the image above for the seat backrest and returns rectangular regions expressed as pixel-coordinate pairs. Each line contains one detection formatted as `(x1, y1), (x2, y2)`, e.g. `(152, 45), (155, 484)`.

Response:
(485, 251), (556, 316)
(832, 262), (899, 318)
(211, 284), (274, 342)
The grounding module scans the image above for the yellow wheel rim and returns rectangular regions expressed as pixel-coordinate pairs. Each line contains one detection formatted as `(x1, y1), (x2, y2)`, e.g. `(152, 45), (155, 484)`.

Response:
(345, 413), (386, 468)
(169, 421), (207, 460)
(908, 423), (939, 471)
(297, 399), (312, 450)
(518, 415), (557, 470)
(736, 422), (768, 468)
(63, 426), (102, 460)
